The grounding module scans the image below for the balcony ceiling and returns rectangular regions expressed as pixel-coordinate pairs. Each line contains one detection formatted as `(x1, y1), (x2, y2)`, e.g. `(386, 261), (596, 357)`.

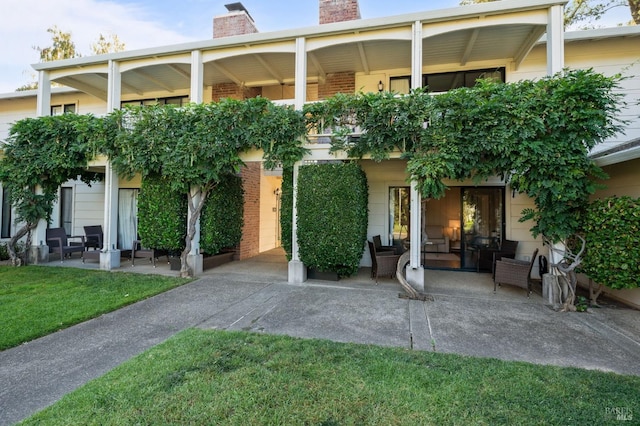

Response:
(51, 22), (546, 100)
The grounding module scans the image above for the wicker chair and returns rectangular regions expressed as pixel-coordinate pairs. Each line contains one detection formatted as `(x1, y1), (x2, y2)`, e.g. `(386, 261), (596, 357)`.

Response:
(479, 239), (519, 275)
(368, 241), (401, 284)
(46, 227), (86, 262)
(83, 225), (103, 250)
(494, 248), (539, 297)
(373, 235), (396, 254)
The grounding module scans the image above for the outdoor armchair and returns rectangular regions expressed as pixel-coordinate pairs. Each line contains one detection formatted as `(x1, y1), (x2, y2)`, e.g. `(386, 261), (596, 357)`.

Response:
(46, 227), (85, 262)
(494, 248), (539, 297)
(83, 225), (103, 251)
(368, 240), (401, 284)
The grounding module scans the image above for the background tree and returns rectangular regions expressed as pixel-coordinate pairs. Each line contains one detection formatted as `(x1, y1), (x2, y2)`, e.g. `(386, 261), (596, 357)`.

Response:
(17, 27), (126, 91)
(460, 0), (640, 26)
(91, 33), (126, 55)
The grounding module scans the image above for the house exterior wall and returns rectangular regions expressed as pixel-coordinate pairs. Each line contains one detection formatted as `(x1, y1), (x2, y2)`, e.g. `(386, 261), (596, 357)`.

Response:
(318, 72), (356, 100)
(239, 162), (261, 260)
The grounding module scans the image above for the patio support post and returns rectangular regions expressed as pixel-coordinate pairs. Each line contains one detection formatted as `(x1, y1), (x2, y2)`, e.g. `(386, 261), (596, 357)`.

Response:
(190, 50), (204, 104)
(30, 71), (53, 263)
(546, 5), (564, 75)
(405, 21), (425, 292)
(101, 59), (122, 270)
(187, 185), (203, 275)
(288, 37), (308, 284)
(101, 162), (121, 269)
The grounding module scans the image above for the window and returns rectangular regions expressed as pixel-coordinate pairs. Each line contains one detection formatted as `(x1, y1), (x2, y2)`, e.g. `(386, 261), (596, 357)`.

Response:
(60, 187), (73, 236)
(51, 103), (76, 115)
(424, 68), (505, 92)
(121, 96), (188, 108)
(389, 67), (506, 94)
(1, 187), (11, 238)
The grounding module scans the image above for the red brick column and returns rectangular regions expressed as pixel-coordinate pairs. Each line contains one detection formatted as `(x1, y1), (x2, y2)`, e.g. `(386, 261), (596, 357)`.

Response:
(238, 162), (261, 259)
(318, 72), (356, 100)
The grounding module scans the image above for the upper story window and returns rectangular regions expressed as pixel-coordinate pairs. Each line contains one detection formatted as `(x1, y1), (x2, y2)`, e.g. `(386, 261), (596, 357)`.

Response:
(390, 67), (506, 95)
(121, 96), (189, 108)
(51, 103), (76, 115)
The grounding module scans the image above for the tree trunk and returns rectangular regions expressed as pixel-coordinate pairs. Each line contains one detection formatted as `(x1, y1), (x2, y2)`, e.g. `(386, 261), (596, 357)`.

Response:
(180, 184), (214, 278)
(8, 221), (37, 266)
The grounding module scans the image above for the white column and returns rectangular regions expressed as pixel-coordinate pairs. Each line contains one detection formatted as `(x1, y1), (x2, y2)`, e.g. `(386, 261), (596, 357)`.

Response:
(288, 37), (308, 283)
(101, 60), (122, 269)
(405, 21), (425, 292)
(101, 162), (120, 269)
(547, 5), (564, 76)
(31, 71), (52, 263)
(190, 50), (204, 104)
(187, 186), (203, 274)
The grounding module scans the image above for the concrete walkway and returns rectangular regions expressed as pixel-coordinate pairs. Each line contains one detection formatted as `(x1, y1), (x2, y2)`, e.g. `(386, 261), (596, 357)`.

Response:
(1, 249), (640, 425)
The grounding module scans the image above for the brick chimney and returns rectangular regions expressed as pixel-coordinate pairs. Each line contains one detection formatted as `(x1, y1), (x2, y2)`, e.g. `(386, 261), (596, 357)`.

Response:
(213, 2), (258, 39)
(319, 0), (361, 24)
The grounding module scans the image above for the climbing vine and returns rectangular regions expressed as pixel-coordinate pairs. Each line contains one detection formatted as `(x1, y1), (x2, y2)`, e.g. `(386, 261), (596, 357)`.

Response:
(304, 69), (624, 242)
(0, 114), (102, 265)
(103, 97), (307, 276)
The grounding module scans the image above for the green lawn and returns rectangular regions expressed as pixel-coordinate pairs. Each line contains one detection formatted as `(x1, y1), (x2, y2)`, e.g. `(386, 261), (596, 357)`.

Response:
(0, 266), (191, 350)
(23, 329), (640, 425)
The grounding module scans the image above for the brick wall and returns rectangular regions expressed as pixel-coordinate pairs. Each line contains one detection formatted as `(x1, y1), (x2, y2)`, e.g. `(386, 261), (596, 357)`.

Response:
(318, 72), (356, 100)
(319, 0), (361, 24)
(238, 162), (261, 259)
(213, 11), (258, 38)
(211, 84), (262, 102)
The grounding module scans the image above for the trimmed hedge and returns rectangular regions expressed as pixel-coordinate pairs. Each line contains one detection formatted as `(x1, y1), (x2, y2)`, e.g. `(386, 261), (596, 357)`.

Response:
(200, 175), (244, 255)
(280, 167), (293, 261)
(296, 162), (368, 277)
(581, 196), (640, 290)
(137, 174), (187, 252)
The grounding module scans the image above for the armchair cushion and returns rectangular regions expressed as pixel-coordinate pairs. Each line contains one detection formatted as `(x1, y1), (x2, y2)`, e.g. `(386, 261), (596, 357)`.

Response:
(423, 225), (450, 253)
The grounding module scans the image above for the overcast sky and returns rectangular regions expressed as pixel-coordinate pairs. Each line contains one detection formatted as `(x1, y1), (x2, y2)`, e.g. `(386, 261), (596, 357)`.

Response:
(0, 0), (632, 93)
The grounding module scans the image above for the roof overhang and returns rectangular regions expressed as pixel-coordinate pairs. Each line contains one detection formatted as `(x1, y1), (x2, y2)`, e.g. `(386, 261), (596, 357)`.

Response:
(28, 0), (566, 101)
(591, 138), (640, 167)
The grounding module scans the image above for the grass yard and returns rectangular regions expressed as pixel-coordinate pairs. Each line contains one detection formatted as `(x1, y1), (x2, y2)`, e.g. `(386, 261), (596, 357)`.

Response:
(23, 329), (640, 425)
(0, 266), (191, 350)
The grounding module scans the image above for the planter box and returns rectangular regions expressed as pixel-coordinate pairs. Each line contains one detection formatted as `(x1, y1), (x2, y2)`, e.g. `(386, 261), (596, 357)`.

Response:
(203, 251), (235, 270)
(169, 256), (181, 271)
(307, 268), (340, 281)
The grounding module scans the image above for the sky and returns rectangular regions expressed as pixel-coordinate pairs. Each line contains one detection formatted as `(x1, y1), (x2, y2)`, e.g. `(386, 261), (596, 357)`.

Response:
(0, 0), (633, 93)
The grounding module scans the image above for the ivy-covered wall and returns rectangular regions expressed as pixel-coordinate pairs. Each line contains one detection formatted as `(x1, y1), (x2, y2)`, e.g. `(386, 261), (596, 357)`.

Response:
(137, 174), (187, 252)
(200, 175), (244, 256)
(296, 162), (368, 277)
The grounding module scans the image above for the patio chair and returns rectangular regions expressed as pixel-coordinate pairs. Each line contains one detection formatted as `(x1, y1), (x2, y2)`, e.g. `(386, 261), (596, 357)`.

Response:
(131, 239), (158, 267)
(373, 235), (397, 254)
(83, 225), (103, 251)
(494, 248), (539, 297)
(46, 227), (85, 262)
(368, 240), (401, 284)
(490, 239), (519, 276)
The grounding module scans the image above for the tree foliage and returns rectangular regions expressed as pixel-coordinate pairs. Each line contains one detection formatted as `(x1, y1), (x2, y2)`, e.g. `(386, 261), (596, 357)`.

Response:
(460, 0), (640, 26)
(305, 69), (624, 243)
(91, 33), (126, 55)
(0, 114), (102, 264)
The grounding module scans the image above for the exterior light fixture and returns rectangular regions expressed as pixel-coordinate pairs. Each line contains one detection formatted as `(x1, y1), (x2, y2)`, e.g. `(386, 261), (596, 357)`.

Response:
(378, 80), (384, 92)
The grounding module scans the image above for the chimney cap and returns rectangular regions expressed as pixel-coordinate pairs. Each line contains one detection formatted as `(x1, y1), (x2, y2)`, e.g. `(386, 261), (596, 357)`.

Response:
(225, 2), (254, 22)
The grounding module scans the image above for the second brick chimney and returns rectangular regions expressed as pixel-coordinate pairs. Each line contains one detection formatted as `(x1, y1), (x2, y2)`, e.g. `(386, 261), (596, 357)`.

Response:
(213, 2), (258, 38)
(319, 0), (361, 24)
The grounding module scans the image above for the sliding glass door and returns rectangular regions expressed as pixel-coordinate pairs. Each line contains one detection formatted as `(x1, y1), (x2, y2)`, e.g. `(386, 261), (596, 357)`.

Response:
(389, 186), (410, 248)
(461, 187), (504, 270)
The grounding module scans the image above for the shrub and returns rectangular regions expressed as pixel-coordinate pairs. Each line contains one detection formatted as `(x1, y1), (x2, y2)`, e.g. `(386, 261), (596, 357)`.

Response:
(581, 196), (640, 290)
(137, 174), (187, 252)
(200, 175), (244, 255)
(280, 167), (293, 261)
(297, 162), (368, 277)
